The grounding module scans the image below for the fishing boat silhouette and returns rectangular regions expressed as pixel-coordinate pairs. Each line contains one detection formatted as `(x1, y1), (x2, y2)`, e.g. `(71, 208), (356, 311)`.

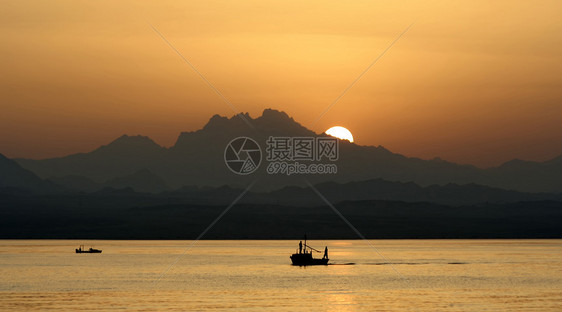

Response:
(290, 235), (328, 266)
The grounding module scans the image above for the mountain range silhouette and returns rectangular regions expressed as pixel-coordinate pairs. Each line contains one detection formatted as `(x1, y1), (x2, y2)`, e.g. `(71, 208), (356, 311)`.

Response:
(10, 109), (561, 195)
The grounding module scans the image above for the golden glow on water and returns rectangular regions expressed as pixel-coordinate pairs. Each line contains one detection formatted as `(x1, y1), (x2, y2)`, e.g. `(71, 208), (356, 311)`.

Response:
(1, 240), (561, 311)
(326, 291), (355, 312)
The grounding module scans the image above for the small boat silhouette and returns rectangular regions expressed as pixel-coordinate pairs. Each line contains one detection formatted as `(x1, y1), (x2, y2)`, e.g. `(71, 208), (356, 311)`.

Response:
(290, 236), (328, 266)
(75, 245), (102, 253)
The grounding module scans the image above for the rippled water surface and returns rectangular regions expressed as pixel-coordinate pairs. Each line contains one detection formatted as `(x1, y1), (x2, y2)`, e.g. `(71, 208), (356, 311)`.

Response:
(1, 240), (561, 311)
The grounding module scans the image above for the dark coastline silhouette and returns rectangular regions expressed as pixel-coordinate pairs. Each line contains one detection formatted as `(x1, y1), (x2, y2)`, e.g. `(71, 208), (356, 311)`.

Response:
(1, 194), (561, 239)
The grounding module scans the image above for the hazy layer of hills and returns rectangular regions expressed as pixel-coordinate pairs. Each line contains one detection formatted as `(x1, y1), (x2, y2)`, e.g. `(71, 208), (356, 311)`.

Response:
(4, 150), (561, 206)
(1, 162), (561, 238)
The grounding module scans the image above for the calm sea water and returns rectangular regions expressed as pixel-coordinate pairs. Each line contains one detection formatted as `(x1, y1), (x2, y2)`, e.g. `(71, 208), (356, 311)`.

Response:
(0, 240), (561, 311)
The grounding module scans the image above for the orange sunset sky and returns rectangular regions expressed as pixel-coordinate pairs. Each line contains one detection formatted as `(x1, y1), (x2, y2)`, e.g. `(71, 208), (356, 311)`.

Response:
(1, 0), (561, 167)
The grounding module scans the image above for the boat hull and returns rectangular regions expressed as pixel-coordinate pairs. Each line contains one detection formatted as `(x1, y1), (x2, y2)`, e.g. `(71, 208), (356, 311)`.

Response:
(290, 253), (328, 266)
(76, 249), (102, 253)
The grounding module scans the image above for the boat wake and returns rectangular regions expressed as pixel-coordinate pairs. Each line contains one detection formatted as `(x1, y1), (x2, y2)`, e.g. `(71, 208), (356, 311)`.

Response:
(363, 262), (468, 265)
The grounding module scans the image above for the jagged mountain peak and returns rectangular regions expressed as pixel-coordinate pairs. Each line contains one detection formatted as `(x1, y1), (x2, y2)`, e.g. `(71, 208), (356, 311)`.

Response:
(175, 109), (316, 149)
(259, 108), (291, 121)
(203, 114), (238, 131)
(253, 108), (312, 134)
(200, 109), (309, 133)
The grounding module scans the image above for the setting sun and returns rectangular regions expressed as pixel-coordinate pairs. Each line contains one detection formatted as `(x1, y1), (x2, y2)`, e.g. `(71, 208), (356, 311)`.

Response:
(325, 126), (354, 142)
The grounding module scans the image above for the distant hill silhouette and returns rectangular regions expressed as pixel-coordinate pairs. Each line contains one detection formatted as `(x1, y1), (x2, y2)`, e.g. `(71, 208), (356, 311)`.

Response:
(105, 168), (170, 193)
(171, 179), (562, 207)
(245, 179), (562, 206)
(49, 170), (169, 194)
(0, 153), (62, 193)
(17, 135), (166, 183)
(12, 109), (562, 193)
(486, 156), (562, 193)
(48, 175), (101, 193)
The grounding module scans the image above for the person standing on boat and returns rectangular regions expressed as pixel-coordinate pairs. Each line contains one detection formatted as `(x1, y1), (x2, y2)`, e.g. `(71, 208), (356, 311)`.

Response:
(299, 241), (303, 254)
(323, 246), (328, 259)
